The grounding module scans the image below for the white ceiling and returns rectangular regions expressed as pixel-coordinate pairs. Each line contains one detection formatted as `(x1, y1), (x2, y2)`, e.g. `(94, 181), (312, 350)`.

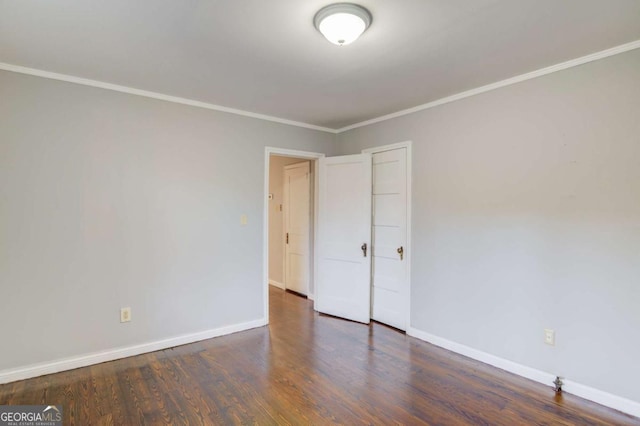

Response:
(1, 0), (639, 130)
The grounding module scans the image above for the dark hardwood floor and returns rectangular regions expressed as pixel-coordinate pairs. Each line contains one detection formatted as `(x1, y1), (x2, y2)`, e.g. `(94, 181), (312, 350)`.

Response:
(1, 286), (637, 425)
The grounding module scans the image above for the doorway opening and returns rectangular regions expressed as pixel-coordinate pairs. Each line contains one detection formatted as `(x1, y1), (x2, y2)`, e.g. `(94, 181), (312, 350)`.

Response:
(263, 148), (325, 324)
(269, 156), (312, 296)
(262, 143), (411, 330)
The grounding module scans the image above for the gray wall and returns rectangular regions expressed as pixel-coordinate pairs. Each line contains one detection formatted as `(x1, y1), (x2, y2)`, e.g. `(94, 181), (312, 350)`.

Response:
(0, 70), (335, 371)
(336, 49), (640, 402)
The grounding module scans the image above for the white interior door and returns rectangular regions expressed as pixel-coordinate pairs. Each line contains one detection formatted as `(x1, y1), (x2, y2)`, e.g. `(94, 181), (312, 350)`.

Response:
(371, 148), (408, 330)
(284, 161), (310, 295)
(316, 154), (372, 323)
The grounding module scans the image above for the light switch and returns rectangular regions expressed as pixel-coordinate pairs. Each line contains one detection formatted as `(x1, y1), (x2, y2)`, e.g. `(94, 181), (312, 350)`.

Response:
(240, 214), (248, 225)
(544, 329), (555, 346)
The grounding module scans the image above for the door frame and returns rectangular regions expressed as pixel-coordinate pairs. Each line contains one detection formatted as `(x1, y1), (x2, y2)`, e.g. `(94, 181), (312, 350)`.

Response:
(362, 141), (413, 331)
(263, 147), (325, 325)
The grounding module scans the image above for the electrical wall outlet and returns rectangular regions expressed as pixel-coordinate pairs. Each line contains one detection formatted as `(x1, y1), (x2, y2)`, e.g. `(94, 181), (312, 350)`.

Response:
(120, 307), (131, 323)
(544, 328), (555, 345)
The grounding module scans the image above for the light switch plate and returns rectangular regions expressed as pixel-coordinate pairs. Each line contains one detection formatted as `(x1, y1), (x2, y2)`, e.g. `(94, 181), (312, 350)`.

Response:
(544, 328), (555, 345)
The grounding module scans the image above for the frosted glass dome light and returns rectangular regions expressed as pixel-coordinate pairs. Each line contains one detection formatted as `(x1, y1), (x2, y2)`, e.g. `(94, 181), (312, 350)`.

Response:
(314, 3), (372, 46)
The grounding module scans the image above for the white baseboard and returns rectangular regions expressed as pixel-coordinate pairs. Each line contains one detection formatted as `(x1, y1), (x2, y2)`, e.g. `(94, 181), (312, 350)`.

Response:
(269, 279), (285, 289)
(307, 293), (315, 301)
(407, 327), (554, 385)
(0, 318), (266, 385)
(407, 327), (640, 419)
(562, 379), (640, 419)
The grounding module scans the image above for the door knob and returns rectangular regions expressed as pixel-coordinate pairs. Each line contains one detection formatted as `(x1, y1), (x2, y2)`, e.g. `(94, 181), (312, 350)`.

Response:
(361, 243), (367, 257)
(397, 246), (404, 260)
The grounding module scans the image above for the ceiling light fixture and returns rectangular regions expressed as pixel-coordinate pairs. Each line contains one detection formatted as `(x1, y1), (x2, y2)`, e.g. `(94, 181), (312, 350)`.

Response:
(314, 3), (372, 46)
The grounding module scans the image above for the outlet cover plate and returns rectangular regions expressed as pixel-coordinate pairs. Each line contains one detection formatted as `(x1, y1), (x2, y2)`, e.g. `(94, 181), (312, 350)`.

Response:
(120, 307), (131, 323)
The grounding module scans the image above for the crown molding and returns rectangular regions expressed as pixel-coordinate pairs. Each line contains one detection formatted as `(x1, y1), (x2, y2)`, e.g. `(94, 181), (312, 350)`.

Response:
(336, 39), (640, 133)
(0, 62), (338, 134)
(2, 38), (639, 136)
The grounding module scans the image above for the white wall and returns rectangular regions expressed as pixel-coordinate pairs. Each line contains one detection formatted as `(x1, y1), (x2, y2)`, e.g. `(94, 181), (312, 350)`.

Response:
(268, 156), (309, 287)
(0, 70), (335, 373)
(336, 49), (640, 403)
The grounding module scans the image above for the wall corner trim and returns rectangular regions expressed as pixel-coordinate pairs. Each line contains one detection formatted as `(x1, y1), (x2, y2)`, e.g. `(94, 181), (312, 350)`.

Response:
(406, 327), (640, 418)
(0, 318), (266, 385)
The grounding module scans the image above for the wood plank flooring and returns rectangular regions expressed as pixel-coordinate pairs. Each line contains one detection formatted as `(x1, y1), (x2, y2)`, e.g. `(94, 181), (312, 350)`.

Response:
(1, 286), (637, 425)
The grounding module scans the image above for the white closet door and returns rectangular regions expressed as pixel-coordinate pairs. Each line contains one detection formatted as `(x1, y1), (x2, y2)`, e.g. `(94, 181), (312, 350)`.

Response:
(371, 148), (408, 330)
